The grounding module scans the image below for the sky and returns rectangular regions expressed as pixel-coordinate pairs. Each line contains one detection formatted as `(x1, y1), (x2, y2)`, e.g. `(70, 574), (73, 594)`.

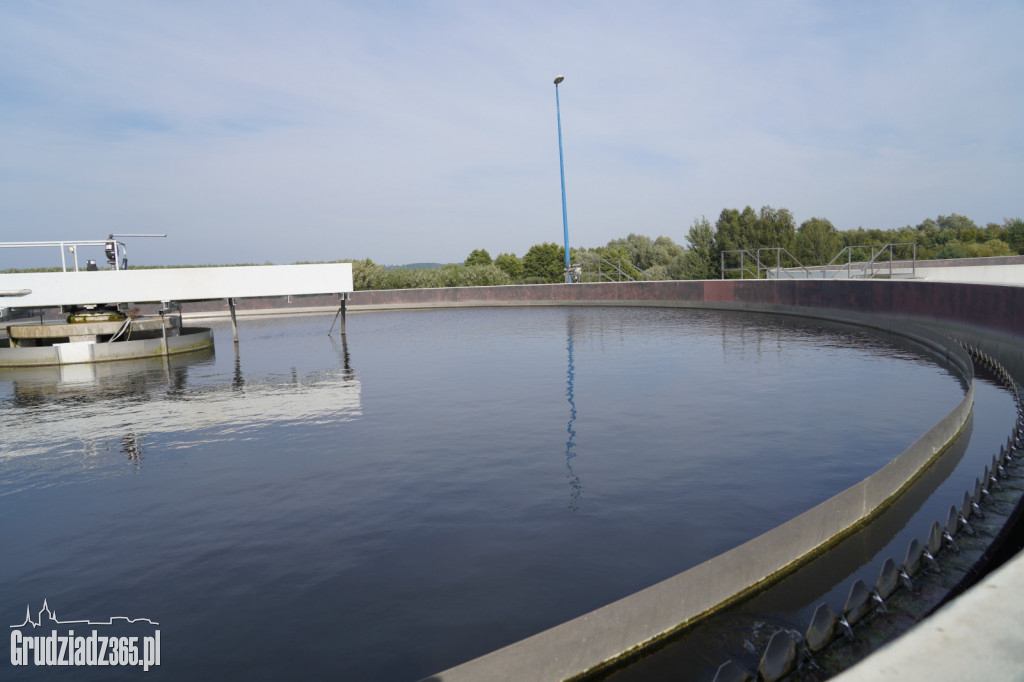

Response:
(1, 0), (1022, 268)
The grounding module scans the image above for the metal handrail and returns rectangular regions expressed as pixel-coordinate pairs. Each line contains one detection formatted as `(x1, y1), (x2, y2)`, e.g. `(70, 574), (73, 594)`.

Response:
(826, 243), (917, 279)
(1, 240), (116, 273)
(0, 234), (165, 272)
(720, 247), (811, 279)
(720, 243), (919, 280)
(575, 258), (645, 283)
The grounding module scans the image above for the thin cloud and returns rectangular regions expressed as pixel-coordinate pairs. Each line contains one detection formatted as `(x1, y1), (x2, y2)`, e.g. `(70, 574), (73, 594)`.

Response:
(0, 0), (1020, 269)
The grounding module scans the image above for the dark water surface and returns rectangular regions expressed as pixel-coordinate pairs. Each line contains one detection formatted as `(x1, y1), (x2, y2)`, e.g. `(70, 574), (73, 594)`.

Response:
(0, 307), (973, 680)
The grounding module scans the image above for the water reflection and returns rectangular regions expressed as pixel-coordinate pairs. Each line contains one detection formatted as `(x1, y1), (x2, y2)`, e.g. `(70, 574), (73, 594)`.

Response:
(122, 431), (145, 463)
(232, 342), (245, 392)
(0, 347), (215, 408)
(328, 334), (354, 381)
(0, 341), (362, 470)
(565, 316), (582, 510)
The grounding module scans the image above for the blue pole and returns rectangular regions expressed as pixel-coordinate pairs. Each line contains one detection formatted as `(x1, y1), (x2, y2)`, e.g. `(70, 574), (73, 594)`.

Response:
(554, 76), (570, 283)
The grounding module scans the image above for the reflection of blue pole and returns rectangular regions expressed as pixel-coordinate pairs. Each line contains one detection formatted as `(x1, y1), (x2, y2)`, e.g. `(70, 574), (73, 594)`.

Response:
(565, 320), (581, 510)
(554, 75), (570, 283)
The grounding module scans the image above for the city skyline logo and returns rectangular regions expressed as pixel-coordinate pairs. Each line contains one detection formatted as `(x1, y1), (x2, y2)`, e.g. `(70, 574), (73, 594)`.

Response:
(10, 599), (160, 671)
(11, 599), (159, 628)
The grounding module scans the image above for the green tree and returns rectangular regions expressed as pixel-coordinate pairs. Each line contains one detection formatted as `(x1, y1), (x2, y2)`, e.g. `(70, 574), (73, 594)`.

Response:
(910, 219), (939, 255)
(464, 249), (492, 267)
(936, 242), (968, 260)
(984, 222), (1007, 242)
(493, 252), (524, 280)
(643, 264), (670, 280)
(961, 239), (1013, 258)
(714, 205), (795, 277)
(653, 235), (687, 278)
(795, 217), (842, 266)
(1006, 218), (1024, 254)
(714, 204), (795, 250)
(680, 216), (717, 279)
(714, 206), (759, 254)
(592, 246), (643, 280)
(937, 213), (979, 239)
(521, 242), (566, 283)
(753, 206), (796, 250)
(442, 264), (511, 287)
(349, 258), (387, 290)
(606, 233), (657, 270)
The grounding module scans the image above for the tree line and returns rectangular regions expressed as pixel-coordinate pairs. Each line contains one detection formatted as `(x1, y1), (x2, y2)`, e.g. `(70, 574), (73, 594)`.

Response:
(691, 208), (1024, 279)
(11, 209), (1016, 287)
(344, 208), (1023, 288)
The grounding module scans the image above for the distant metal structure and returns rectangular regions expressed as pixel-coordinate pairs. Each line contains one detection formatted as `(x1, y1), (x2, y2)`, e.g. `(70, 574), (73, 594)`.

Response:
(720, 243), (918, 280)
(825, 243), (917, 279)
(1, 235), (355, 367)
(720, 247), (810, 280)
(0, 234), (166, 272)
(575, 257), (646, 283)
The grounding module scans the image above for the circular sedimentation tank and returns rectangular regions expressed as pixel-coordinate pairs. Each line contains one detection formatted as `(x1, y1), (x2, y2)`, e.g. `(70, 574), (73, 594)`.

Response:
(2, 279), (1022, 681)
(346, 279), (1024, 681)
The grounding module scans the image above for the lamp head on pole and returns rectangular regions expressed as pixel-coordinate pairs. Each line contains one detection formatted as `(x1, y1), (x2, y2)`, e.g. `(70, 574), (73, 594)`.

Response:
(553, 75), (565, 85)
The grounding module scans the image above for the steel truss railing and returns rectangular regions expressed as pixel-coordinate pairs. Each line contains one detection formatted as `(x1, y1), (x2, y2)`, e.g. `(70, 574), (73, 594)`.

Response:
(0, 234), (166, 273)
(720, 247), (811, 280)
(574, 258), (646, 283)
(826, 243), (917, 279)
(720, 243), (918, 280)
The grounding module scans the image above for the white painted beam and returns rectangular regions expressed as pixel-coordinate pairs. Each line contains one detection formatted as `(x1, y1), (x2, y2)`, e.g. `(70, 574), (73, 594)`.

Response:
(0, 263), (353, 309)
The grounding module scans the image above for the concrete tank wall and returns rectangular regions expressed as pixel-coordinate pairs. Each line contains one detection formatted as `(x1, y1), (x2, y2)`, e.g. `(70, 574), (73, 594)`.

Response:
(348, 279), (1024, 340)
(349, 278), (1024, 379)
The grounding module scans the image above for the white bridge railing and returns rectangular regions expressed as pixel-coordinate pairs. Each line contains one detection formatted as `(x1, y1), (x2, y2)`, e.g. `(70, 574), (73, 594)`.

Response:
(0, 234), (166, 272)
